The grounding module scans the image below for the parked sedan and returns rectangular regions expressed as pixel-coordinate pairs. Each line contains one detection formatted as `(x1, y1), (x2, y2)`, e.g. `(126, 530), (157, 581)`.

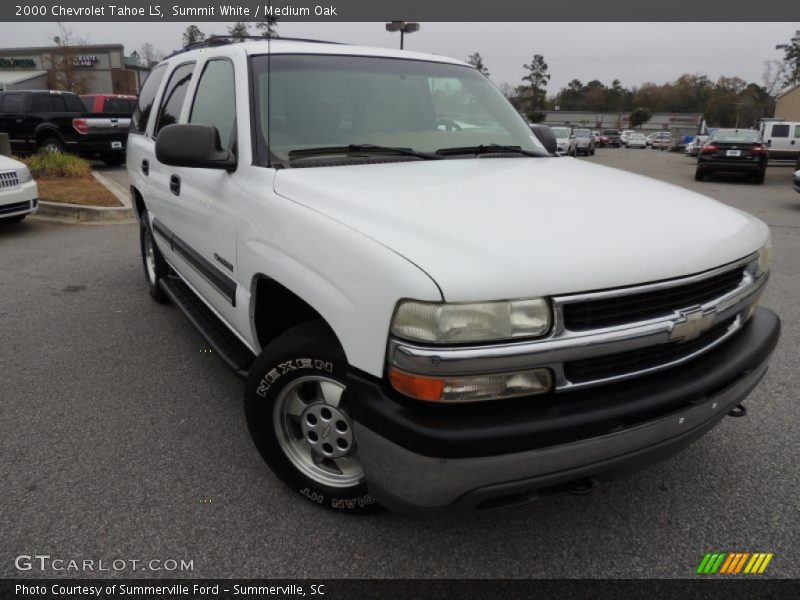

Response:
(626, 132), (647, 149)
(652, 132), (672, 150)
(0, 154), (38, 223)
(573, 128), (596, 156)
(550, 126), (576, 156)
(695, 129), (767, 184)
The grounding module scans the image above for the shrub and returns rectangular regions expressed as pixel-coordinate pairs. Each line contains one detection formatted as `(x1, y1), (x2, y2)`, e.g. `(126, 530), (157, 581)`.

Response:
(21, 150), (92, 179)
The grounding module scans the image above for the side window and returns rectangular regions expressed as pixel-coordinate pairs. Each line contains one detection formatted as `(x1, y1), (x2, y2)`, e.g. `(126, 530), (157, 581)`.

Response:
(155, 62), (195, 137)
(131, 64), (167, 135)
(795, 125), (800, 139)
(50, 96), (67, 112)
(65, 95), (85, 112)
(1, 94), (24, 114)
(771, 124), (790, 138)
(31, 95), (52, 112)
(81, 97), (94, 112)
(189, 59), (237, 150)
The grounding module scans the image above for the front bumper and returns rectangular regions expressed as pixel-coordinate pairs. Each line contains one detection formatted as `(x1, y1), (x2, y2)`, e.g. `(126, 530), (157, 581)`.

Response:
(0, 180), (38, 219)
(347, 307), (779, 511)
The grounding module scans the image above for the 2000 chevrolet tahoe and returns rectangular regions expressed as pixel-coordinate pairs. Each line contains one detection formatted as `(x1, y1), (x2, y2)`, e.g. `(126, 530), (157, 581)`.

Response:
(127, 38), (780, 513)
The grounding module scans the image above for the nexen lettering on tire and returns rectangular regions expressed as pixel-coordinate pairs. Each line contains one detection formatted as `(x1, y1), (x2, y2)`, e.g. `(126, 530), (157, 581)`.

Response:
(256, 358), (334, 397)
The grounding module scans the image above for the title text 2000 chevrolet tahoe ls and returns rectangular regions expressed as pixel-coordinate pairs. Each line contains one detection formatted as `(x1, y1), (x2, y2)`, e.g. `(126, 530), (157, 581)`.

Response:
(127, 39), (780, 513)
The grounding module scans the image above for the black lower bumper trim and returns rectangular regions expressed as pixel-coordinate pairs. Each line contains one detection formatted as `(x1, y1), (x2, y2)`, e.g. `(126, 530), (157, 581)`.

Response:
(346, 308), (780, 459)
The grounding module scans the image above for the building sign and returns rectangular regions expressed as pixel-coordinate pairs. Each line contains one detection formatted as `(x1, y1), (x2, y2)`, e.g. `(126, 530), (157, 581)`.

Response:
(0, 57), (36, 69)
(76, 55), (99, 67)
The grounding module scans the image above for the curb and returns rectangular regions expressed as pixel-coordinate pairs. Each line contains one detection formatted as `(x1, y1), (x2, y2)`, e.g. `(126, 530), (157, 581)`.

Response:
(35, 200), (135, 223)
(32, 168), (135, 223)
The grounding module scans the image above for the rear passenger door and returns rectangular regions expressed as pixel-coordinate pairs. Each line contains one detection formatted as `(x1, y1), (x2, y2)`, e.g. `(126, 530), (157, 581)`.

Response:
(166, 58), (243, 329)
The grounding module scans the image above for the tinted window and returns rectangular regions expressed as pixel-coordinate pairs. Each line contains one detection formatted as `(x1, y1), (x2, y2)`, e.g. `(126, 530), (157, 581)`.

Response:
(711, 130), (761, 143)
(155, 62), (195, 137)
(189, 59), (236, 150)
(31, 95), (52, 112)
(1, 94), (23, 114)
(795, 125), (800, 139)
(105, 98), (132, 115)
(771, 124), (790, 138)
(131, 64), (167, 134)
(81, 97), (95, 112)
(50, 96), (67, 111)
(64, 95), (84, 112)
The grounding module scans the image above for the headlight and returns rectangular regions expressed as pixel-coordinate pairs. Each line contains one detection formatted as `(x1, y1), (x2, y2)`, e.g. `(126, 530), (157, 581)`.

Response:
(391, 298), (551, 344)
(17, 166), (33, 184)
(756, 239), (773, 277)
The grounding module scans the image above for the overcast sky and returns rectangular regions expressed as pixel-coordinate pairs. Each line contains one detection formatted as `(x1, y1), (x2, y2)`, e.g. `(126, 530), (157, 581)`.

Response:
(0, 22), (796, 92)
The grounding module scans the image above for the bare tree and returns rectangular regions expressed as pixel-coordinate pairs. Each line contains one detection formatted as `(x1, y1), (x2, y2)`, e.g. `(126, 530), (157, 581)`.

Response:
(138, 43), (164, 68)
(48, 23), (95, 94)
(255, 16), (280, 38)
(762, 59), (788, 96)
(182, 25), (206, 48)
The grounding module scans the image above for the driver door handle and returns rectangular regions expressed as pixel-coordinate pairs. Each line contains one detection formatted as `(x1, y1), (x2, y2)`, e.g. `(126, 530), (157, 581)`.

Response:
(170, 174), (181, 196)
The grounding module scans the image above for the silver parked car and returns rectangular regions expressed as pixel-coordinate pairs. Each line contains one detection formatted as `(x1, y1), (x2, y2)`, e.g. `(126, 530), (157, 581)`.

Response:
(572, 129), (596, 156)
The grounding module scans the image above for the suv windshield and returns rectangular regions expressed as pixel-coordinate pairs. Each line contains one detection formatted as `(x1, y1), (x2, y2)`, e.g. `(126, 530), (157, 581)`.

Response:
(250, 54), (546, 164)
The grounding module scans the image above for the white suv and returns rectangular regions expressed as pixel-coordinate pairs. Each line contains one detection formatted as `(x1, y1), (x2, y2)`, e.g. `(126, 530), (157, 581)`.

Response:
(0, 154), (38, 222)
(128, 38), (780, 513)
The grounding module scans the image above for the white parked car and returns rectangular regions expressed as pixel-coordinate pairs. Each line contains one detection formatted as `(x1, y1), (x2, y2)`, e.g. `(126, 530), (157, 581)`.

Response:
(0, 154), (38, 223)
(127, 38), (779, 513)
(550, 126), (576, 155)
(620, 129), (636, 144)
(625, 132), (647, 148)
(652, 132), (673, 150)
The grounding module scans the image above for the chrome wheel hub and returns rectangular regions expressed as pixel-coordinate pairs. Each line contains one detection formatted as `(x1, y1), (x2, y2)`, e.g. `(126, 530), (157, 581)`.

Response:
(144, 230), (157, 284)
(273, 375), (364, 488)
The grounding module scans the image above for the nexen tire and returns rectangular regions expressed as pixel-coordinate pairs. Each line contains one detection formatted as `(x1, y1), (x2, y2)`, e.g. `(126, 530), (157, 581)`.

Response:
(244, 321), (382, 514)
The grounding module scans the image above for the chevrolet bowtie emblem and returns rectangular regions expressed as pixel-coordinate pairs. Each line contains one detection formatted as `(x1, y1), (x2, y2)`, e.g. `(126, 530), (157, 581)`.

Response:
(670, 307), (715, 343)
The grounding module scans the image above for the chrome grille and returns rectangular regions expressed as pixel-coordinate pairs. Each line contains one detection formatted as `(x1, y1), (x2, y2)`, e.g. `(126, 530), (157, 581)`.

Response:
(0, 170), (20, 189)
(562, 267), (745, 331)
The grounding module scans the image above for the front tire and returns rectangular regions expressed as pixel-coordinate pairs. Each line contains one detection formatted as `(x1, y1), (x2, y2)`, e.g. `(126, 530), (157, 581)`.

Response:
(245, 321), (381, 514)
(139, 212), (170, 303)
(38, 137), (64, 153)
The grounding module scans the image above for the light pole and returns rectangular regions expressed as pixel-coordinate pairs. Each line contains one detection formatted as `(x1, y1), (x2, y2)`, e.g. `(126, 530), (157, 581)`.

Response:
(385, 21), (419, 50)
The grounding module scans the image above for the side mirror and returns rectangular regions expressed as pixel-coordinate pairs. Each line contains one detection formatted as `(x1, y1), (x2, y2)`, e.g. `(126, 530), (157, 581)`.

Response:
(530, 124), (558, 154)
(155, 124), (236, 171)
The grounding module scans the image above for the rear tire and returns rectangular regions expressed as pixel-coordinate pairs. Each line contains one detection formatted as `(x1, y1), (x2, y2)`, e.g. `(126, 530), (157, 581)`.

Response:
(753, 171), (765, 184)
(38, 137), (64, 154)
(695, 169), (706, 182)
(244, 321), (382, 514)
(139, 212), (170, 303)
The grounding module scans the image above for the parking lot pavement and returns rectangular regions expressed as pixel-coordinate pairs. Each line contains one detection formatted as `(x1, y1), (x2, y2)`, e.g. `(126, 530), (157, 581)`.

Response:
(1, 151), (798, 579)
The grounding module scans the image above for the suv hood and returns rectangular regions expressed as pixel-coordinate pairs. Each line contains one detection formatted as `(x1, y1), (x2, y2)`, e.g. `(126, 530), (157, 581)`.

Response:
(274, 158), (768, 301)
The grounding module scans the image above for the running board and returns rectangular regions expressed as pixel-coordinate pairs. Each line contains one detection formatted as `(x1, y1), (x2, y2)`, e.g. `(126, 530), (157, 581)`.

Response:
(160, 276), (255, 378)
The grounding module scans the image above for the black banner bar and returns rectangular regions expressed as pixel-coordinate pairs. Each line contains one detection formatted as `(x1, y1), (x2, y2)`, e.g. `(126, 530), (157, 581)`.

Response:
(2, 0), (800, 22)
(2, 579), (800, 600)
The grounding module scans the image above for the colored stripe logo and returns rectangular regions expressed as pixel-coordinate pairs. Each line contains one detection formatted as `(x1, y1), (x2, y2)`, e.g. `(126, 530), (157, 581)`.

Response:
(696, 552), (773, 574)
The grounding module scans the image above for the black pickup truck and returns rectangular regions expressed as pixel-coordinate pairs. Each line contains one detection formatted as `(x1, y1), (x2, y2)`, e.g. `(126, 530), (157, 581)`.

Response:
(0, 90), (128, 165)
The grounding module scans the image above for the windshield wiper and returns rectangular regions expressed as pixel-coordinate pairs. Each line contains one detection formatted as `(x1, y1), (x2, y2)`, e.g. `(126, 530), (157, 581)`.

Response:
(435, 144), (546, 158)
(287, 144), (441, 161)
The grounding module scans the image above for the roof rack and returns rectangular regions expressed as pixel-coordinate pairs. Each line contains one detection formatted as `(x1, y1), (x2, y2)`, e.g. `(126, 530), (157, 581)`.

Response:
(164, 35), (344, 60)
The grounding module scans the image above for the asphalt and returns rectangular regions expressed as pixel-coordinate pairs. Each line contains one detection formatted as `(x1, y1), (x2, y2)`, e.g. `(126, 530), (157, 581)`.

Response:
(1, 150), (798, 579)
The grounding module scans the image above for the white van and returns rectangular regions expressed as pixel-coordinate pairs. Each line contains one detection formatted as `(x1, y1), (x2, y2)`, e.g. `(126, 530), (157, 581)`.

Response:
(760, 121), (800, 160)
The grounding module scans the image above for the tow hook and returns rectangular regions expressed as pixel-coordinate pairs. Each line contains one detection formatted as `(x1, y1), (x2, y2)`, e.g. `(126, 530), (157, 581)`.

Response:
(567, 478), (596, 495)
(728, 404), (747, 418)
